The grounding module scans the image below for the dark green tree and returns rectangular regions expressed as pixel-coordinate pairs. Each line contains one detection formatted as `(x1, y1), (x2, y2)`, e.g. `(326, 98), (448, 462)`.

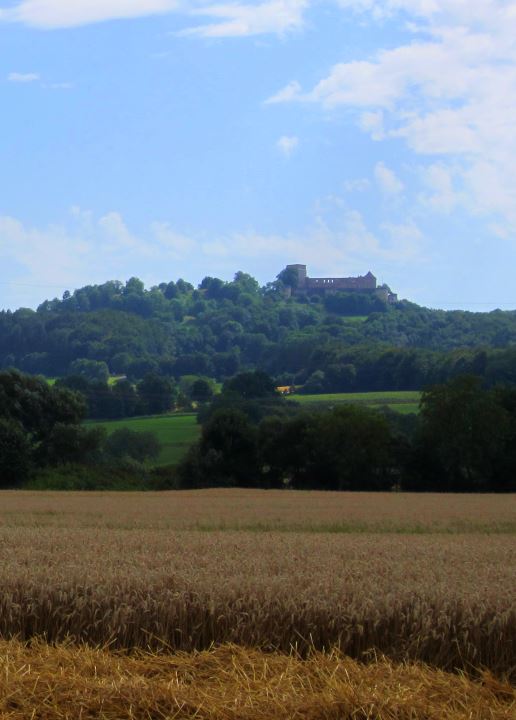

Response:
(177, 409), (258, 488)
(223, 370), (277, 400)
(308, 405), (392, 490)
(42, 424), (106, 466)
(190, 379), (214, 403)
(137, 373), (176, 415)
(104, 428), (161, 463)
(417, 375), (510, 490)
(0, 419), (32, 486)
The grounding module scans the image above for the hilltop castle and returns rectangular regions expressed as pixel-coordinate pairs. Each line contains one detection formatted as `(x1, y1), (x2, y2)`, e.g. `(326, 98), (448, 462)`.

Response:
(285, 264), (398, 303)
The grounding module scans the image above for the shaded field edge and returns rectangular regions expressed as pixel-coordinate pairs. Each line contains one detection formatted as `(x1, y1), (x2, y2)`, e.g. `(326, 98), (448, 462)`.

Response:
(188, 520), (516, 534)
(0, 641), (514, 720)
(0, 587), (514, 679)
(3, 520), (513, 533)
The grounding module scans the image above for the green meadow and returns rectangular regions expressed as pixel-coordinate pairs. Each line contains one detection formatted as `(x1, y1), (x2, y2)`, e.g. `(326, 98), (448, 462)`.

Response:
(342, 315), (368, 323)
(91, 391), (419, 468)
(293, 390), (421, 414)
(92, 413), (200, 466)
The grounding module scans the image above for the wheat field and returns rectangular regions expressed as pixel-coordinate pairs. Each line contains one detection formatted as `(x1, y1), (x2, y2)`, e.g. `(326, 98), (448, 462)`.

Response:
(0, 491), (514, 678)
(1, 488), (514, 532)
(0, 489), (514, 717)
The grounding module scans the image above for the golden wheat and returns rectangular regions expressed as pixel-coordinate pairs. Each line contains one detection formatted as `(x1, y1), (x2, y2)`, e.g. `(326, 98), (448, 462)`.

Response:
(0, 502), (513, 677)
(0, 489), (514, 531)
(0, 490), (513, 682)
(0, 641), (514, 719)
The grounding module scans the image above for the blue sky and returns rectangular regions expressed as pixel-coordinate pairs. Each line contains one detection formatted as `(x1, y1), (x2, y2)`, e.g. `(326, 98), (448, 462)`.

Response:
(1, 0), (516, 311)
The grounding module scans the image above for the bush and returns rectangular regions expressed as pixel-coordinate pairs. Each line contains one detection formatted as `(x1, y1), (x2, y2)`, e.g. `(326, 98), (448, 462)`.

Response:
(104, 428), (162, 464)
(0, 419), (32, 487)
(27, 463), (151, 491)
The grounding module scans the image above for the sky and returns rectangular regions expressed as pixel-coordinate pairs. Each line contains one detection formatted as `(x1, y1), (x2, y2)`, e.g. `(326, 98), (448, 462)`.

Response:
(1, 0), (516, 311)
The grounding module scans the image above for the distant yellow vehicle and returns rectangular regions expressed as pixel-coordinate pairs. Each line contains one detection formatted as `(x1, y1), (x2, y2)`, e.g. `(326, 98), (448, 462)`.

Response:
(276, 385), (296, 395)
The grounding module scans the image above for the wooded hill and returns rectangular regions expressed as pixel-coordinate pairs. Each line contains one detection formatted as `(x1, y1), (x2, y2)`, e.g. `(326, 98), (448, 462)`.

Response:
(2, 271), (516, 392)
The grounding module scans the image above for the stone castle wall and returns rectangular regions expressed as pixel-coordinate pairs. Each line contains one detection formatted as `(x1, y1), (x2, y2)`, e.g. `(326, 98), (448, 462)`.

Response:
(286, 264), (377, 292)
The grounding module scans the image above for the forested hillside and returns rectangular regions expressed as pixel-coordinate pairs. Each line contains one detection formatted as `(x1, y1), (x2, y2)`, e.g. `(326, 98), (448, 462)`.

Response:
(2, 271), (516, 390)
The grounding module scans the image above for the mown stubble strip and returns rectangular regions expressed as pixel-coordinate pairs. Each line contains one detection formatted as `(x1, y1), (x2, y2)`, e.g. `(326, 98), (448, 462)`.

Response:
(0, 642), (514, 720)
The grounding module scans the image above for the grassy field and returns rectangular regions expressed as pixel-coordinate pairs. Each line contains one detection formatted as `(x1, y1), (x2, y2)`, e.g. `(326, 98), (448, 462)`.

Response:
(294, 390), (421, 413)
(91, 391), (421, 468)
(342, 315), (367, 323)
(92, 412), (200, 465)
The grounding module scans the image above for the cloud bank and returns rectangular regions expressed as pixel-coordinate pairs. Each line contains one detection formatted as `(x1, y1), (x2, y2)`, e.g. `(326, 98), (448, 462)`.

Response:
(8, 72), (40, 82)
(269, 0), (516, 234)
(0, 0), (308, 34)
(0, 204), (423, 309)
(0, 0), (178, 29)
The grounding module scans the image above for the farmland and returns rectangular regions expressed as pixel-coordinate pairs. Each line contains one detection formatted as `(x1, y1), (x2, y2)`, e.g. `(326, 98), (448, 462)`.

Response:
(1, 641), (514, 719)
(90, 391), (421, 469)
(93, 391), (419, 463)
(294, 390), (421, 414)
(92, 412), (200, 465)
(0, 490), (514, 717)
(0, 491), (514, 686)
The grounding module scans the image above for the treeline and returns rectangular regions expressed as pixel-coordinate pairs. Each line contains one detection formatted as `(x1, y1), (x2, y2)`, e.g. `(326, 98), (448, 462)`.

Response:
(49, 345), (516, 421)
(43, 344), (516, 422)
(0, 370), (163, 489)
(2, 368), (516, 493)
(177, 372), (516, 493)
(55, 373), (214, 419)
(2, 271), (516, 388)
(281, 344), (516, 393)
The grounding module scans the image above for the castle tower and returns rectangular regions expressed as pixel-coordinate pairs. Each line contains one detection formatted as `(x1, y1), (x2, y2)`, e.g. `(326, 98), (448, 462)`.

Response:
(286, 264), (307, 289)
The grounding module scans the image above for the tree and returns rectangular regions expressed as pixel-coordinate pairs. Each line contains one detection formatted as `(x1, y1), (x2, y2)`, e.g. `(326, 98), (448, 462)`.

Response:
(177, 409), (258, 488)
(417, 375), (510, 490)
(308, 405), (392, 490)
(190, 379), (214, 403)
(0, 419), (31, 487)
(112, 379), (139, 417)
(69, 359), (110, 383)
(0, 369), (93, 477)
(277, 267), (299, 289)
(104, 428), (161, 463)
(258, 414), (314, 488)
(42, 424), (106, 466)
(137, 373), (176, 415)
(223, 370), (277, 400)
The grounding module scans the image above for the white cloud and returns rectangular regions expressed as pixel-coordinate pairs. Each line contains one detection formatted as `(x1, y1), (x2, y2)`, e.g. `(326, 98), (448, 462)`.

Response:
(276, 135), (299, 157)
(181, 0), (307, 38)
(374, 162), (403, 195)
(8, 72), (39, 83)
(359, 111), (385, 140)
(0, 215), (92, 296)
(419, 163), (460, 213)
(0, 209), (199, 308)
(0, 0), (178, 29)
(380, 220), (424, 262)
(98, 211), (140, 250)
(270, 0), (516, 234)
(151, 221), (196, 254)
(343, 178), (370, 192)
(0, 204), (425, 308)
(1, 0), (308, 35)
(265, 80), (302, 104)
(45, 82), (74, 90)
(196, 207), (424, 271)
